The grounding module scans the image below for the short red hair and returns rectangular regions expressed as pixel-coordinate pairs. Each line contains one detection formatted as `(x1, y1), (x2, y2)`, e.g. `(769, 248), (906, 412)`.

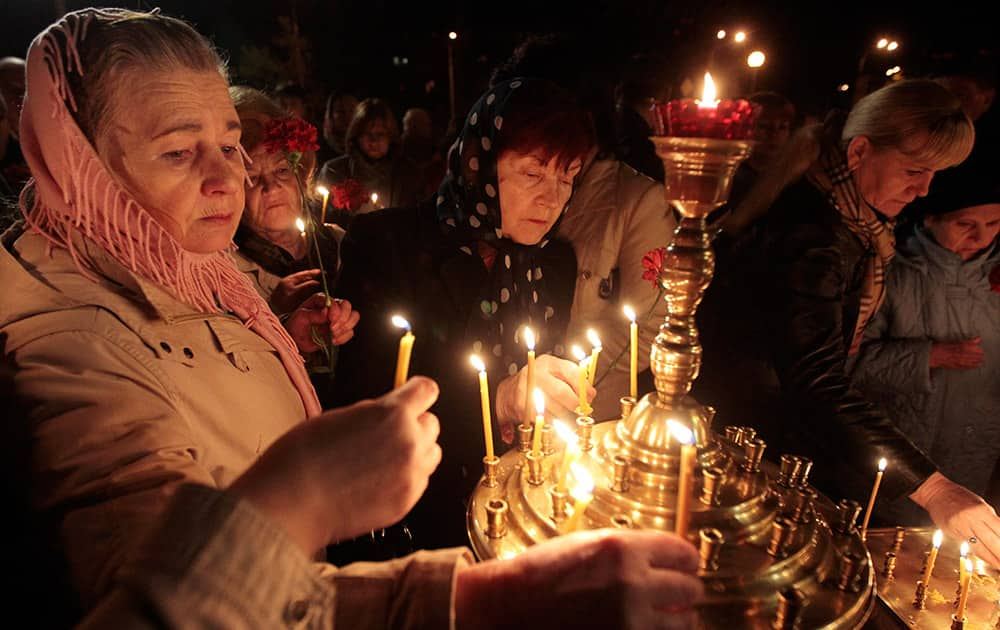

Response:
(495, 80), (596, 171)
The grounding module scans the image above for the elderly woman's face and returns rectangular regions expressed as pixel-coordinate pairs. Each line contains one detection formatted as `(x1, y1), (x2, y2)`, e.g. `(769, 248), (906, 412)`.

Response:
(849, 134), (937, 218)
(924, 204), (1000, 261)
(94, 69), (245, 254)
(497, 150), (581, 245)
(244, 147), (302, 233)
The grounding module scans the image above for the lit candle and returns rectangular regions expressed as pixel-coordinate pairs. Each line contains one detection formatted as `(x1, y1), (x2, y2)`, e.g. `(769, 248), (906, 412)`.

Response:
(316, 185), (330, 224)
(960, 541), (970, 581)
(860, 457), (887, 541)
(391, 315), (414, 389)
(531, 388), (545, 457)
(623, 306), (638, 399)
(921, 529), (943, 586)
(470, 355), (494, 460)
(669, 420), (697, 538)
(571, 345), (592, 416)
(560, 462), (594, 533)
(295, 217), (307, 238)
(371, 192), (379, 209)
(957, 558), (973, 621)
(653, 71), (756, 140)
(586, 329), (602, 386)
(554, 420), (580, 493)
(523, 327), (536, 428)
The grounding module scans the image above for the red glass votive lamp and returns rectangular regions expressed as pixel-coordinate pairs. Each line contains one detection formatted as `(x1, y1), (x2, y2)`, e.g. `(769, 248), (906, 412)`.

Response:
(653, 98), (756, 140)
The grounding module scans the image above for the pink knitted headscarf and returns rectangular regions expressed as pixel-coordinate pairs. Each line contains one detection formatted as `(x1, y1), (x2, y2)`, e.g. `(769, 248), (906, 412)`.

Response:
(18, 8), (321, 417)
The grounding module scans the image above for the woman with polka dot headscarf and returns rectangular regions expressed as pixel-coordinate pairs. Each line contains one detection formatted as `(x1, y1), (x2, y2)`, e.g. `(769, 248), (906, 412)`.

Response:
(331, 79), (597, 553)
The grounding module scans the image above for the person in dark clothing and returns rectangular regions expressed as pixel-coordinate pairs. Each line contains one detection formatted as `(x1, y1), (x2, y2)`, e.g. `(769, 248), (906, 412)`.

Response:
(331, 78), (597, 552)
(695, 79), (1000, 565)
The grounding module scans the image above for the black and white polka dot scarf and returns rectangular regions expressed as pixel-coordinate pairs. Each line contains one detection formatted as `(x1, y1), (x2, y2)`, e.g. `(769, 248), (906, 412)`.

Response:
(436, 78), (565, 376)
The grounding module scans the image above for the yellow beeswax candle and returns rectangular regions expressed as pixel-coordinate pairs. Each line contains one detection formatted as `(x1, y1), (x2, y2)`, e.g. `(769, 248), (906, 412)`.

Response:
(470, 355), (494, 460)
(624, 306), (638, 399)
(392, 315), (414, 389)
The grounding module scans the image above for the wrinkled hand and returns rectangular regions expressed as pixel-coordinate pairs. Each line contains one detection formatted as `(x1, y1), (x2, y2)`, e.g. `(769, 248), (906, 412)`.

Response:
(284, 294), (360, 353)
(929, 338), (983, 369)
(270, 269), (322, 315)
(495, 354), (596, 441)
(910, 472), (1000, 567)
(455, 529), (703, 630)
(230, 377), (442, 554)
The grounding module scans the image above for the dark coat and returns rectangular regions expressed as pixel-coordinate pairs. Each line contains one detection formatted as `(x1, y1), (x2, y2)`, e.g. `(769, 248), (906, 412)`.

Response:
(331, 202), (576, 551)
(697, 177), (937, 507)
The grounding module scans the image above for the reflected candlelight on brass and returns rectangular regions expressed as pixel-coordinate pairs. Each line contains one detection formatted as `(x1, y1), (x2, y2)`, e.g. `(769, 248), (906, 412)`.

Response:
(541, 422), (555, 456)
(525, 451), (543, 485)
(485, 499), (508, 538)
(516, 423), (532, 453)
(789, 456), (813, 487)
(891, 526), (906, 555)
(701, 466), (725, 506)
(778, 454), (797, 487)
(836, 499), (862, 535)
(482, 455), (500, 488)
(741, 438), (766, 473)
(838, 552), (863, 592)
(724, 425), (742, 445)
(881, 551), (897, 580)
(913, 580), (928, 609)
(611, 514), (633, 529)
(698, 527), (724, 572)
(791, 487), (816, 523)
(611, 454), (630, 493)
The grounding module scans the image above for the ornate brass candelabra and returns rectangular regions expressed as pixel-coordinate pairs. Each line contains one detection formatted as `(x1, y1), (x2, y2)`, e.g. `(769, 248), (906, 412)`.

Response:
(467, 132), (876, 628)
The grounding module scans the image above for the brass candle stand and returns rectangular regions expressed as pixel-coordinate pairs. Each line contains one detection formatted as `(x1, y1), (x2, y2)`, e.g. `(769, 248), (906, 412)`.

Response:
(467, 133), (876, 627)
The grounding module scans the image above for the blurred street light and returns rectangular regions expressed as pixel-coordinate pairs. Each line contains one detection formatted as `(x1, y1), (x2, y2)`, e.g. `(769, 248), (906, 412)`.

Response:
(717, 29), (726, 39)
(747, 51), (765, 68)
(448, 31), (458, 40)
(838, 83), (850, 92)
(734, 31), (747, 43)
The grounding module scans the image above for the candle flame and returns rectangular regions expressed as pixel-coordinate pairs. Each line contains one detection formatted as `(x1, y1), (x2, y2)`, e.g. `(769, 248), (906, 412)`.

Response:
(977, 559), (987, 575)
(878, 457), (887, 472)
(966, 558), (974, 574)
(295, 218), (306, 233)
(391, 315), (411, 331)
(533, 388), (545, 415)
(553, 419), (578, 446)
(932, 529), (943, 548)
(699, 72), (720, 107)
(666, 419), (695, 446)
(586, 329), (602, 349)
(316, 185), (329, 197)
(623, 305), (636, 322)
(570, 461), (594, 499)
(371, 192), (379, 204)
(470, 354), (485, 372)
(961, 541), (970, 558)
(524, 326), (535, 351)
(571, 345), (586, 362)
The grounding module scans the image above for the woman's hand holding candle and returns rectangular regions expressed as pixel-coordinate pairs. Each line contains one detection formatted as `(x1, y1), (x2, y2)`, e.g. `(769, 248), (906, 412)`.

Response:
(285, 294), (360, 352)
(495, 354), (595, 433)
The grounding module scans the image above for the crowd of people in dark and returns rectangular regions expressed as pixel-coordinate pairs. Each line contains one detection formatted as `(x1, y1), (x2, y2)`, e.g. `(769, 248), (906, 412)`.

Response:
(0, 6), (998, 628)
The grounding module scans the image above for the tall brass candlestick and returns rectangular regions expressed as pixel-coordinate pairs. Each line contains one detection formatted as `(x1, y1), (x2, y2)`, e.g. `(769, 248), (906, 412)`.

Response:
(860, 457), (887, 541)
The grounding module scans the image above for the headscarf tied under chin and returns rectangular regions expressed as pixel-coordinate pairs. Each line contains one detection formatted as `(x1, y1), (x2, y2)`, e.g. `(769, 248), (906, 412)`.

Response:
(17, 8), (320, 417)
(436, 78), (567, 376)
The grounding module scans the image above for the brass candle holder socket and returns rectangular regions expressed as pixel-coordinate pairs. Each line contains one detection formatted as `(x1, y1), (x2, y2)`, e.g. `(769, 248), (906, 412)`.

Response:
(741, 438), (766, 473)
(482, 455), (500, 488)
(611, 454), (630, 493)
(951, 614), (967, 630)
(724, 425), (743, 446)
(611, 514), (633, 529)
(517, 423), (533, 453)
(891, 526), (905, 555)
(700, 466), (726, 506)
(777, 455), (812, 488)
(576, 416), (594, 451)
(837, 552), (863, 592)
(525, 451), (544, 485)
(791, 488), (816, 523)
(773, 586), (807, 630)
(541, 423), (555, 456)
(768, 517), (797, 558)
(698, 527), (724, 572)
(619, 396), (636, 420)
(913, 580), (927, 609)
(835, 499), (862, 535)
(485, 499), (508, 539)
(549, 487), (568, 521)
(881, 552), (897, 580)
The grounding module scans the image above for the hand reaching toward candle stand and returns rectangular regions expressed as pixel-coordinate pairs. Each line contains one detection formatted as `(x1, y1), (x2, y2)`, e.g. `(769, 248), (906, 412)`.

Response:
(494, 353), (595, 436)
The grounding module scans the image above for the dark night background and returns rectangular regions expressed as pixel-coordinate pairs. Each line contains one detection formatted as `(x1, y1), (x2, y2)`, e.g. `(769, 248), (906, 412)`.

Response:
(1, 0), (996, 130)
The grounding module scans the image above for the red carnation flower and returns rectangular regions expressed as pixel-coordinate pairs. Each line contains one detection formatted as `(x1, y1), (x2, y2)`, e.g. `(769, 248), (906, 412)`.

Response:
(331, 179), (369, 212)
(990, 265), (1000, 294)
(262, 117), (320, 156)
(642, 246), (667, 288)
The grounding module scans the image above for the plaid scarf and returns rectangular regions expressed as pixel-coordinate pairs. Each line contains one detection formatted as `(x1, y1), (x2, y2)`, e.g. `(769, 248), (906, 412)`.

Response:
(806, 145), (896, 355)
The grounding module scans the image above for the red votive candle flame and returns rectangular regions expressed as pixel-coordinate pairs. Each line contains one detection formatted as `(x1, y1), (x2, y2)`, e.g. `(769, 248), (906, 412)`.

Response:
(653, 72), (756, 140)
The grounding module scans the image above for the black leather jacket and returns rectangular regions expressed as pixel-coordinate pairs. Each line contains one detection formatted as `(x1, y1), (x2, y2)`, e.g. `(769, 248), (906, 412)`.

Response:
(700, 178), (936, 505)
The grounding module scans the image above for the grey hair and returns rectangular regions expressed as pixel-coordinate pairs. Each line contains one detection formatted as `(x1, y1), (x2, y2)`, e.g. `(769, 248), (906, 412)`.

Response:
(67, 9), (228, 143)
(843, 79), (975, 169)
